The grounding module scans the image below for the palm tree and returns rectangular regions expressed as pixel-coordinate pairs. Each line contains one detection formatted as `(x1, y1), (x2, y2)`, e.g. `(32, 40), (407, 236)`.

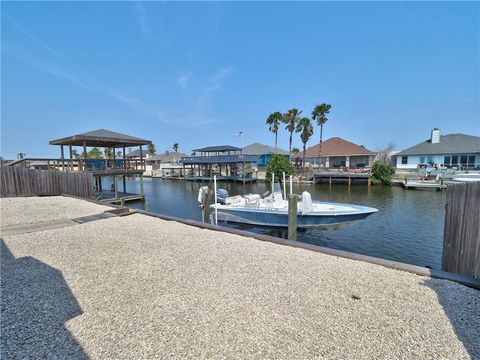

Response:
(173, 143), (179, 153)
(282, 108), (302, 154)
(147, 143), (156, 156)
(312, 103), (332, 167)
(104, 147), (112, 159)
(266, 112), (283, 148)
(296, 117), (314, 168)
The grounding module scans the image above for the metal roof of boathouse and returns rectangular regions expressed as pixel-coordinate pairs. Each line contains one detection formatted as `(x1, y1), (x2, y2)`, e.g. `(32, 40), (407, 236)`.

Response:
(242, 143), (289, 156)
(49, 129), (151, 147)
(192, 145), (242, 153)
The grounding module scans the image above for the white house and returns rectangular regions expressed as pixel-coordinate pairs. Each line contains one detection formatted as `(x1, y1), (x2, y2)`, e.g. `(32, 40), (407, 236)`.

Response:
(395, 129), (480, 170)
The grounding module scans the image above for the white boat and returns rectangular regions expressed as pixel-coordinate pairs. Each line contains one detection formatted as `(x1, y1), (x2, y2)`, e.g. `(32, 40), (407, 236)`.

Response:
(402, 180), (446, 190)
(451, 173), (480, 182)
(200, 177), (377, 228)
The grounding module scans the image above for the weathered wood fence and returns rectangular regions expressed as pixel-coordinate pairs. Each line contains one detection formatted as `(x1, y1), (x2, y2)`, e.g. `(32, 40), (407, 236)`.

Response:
(442, 182), (480, 280)
(0, 166), (94, 199)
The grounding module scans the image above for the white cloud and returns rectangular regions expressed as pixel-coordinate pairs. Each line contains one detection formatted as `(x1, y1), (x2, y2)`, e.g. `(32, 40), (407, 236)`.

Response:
(6, 15), (64, 59)
(132, 2), (150, 34)
(206, 67), (232, 92)
(178, 72), (189, 90)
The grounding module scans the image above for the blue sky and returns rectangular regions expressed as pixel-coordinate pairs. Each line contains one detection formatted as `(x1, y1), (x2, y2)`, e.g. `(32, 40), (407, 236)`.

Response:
(1, 1), (479, 158)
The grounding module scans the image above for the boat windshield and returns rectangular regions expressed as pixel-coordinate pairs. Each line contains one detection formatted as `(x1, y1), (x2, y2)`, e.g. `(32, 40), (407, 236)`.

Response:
(273, 182), (282, 194)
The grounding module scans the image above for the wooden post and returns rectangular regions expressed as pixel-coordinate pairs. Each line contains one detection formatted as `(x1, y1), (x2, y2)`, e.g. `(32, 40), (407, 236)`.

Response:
(69, 145), (73, 171)
(123, 176), (126, 194)
(140, 174), (144, 199)
(200, 187), (211, 223)
(60, 145), (65, 172)
(288, 194), (298, 241)
(83, 141), (87, 171)
(123, 146), (126, 170)
(348, 177), (351, 187)
(140, 145), (144, 171)
(114, 176), (119, 200)
(368, 178), (371, 188)
(329, 177), (332, 187)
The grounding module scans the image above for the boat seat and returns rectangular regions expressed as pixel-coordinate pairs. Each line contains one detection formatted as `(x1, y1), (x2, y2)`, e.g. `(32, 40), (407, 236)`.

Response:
(225, 195), (242, 205)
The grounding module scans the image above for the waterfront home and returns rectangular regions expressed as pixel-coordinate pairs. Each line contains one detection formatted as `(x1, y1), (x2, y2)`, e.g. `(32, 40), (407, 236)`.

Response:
(395, 129), (480, 170)
(242, 143), (289, 167)
(303, 137), (375, 168)
(146, 151), (187, 177)
(180, 145), (257, 182)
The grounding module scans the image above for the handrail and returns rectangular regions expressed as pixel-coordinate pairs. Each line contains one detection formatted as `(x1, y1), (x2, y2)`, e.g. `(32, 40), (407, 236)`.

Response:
(180, 155), (257, 163)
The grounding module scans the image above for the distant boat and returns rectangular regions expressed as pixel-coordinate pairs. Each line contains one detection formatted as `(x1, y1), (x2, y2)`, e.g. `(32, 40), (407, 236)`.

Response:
(201, 184), (377, 228)
(451, 173), (480, 182)
(402, 180), (447, 190)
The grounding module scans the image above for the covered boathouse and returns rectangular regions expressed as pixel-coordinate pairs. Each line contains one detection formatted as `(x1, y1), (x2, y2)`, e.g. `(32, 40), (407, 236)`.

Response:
(34, 129), (152, 203)
(180, 145), (258, 183)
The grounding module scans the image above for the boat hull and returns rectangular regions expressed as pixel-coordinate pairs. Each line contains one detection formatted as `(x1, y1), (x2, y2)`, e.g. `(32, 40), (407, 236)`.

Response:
(210, 202), (377, 228)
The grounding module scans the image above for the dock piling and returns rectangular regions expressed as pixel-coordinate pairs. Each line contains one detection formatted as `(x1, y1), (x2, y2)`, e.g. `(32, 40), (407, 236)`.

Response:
(114, 176), (119, 200)
(140, 174), (145, 199)
(288, 194), (298, 241)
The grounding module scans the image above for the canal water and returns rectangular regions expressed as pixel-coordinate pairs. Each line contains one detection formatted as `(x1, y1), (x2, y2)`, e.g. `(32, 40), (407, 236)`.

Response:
(123, 178), (446, 270)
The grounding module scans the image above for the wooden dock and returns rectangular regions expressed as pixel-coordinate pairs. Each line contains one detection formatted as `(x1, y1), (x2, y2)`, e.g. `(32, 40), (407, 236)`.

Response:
(185, 176), (257, 183)
(312, 171), (371, 186)
(96, 191), (144, 204)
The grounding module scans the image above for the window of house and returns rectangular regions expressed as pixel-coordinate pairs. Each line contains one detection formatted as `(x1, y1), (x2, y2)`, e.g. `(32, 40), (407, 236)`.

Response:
(460, 155), (468, 168)
(452, 156), (458, 165)
(444, 156), (451, 166)
(419, 156), (425, 163)
(468, 155), (476, 168)
(426, 156), (434, 164)
(401, 156), (408, 165)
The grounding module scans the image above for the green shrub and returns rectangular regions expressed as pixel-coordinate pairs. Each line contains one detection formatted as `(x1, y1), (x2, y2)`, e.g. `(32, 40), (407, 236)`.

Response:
(266, 154), (294, 181)
(371, 161), (395, 185)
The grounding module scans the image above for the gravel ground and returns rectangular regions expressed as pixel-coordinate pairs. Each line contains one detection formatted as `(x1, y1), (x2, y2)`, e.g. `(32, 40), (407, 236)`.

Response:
(1, 197), (479, 359)
(0, 196), (111, 228)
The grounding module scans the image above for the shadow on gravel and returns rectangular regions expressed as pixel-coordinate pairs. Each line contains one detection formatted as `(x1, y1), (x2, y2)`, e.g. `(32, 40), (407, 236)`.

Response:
(423, 278), (480, 359)
(1, 239), (89, 359)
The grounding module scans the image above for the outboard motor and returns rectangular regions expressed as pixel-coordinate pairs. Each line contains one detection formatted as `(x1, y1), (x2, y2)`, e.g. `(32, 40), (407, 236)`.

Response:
(216, 188), (229, 205)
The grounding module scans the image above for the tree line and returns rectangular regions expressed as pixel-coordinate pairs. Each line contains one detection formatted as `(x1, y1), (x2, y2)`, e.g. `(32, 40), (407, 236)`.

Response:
(266, 103), (332, 167)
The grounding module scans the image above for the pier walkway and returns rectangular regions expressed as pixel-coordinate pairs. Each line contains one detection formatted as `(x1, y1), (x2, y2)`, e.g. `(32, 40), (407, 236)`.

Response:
(1, 196), (479, 359)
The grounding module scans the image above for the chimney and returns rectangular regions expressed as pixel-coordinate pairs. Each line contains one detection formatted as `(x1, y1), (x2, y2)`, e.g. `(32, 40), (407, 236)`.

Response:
(431, 128), (440, 144)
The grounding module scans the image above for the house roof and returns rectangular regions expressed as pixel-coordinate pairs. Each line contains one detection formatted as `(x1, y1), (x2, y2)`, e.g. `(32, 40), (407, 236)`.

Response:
(242, 143), (289, 156)
(304, 137), (374, 157)
(126, 149), (150, 158)
(396, 134), (480, 156)
(146, 152), (188, 162)
(49, 129), (151, 147)
(193, 145), (242, 153)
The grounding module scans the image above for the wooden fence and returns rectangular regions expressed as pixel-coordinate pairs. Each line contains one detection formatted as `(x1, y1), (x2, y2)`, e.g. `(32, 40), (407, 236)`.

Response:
(442, 182), (480, 280)
(0, 166), (94, 199)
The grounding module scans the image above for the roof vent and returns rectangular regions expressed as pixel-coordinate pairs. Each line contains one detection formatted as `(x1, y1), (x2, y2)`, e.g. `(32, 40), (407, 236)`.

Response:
(431, 128), (440, 144)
